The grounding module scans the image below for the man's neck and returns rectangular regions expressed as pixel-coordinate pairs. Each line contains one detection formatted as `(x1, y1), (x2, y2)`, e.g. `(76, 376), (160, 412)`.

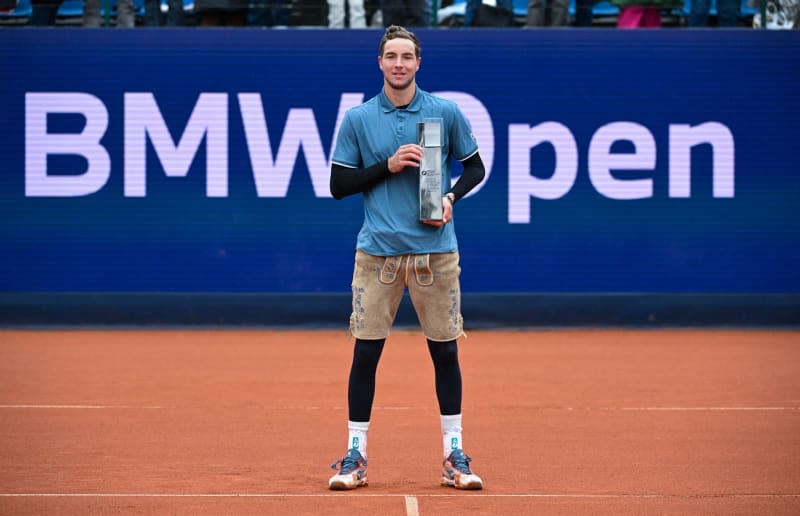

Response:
(384, 83), (416, 108)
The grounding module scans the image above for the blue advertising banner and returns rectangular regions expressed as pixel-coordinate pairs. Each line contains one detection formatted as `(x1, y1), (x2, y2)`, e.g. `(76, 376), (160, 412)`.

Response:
(1, 29), (798, 300)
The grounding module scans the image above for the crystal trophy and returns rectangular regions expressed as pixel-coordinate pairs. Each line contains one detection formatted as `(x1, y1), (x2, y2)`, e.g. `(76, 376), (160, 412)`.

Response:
(418, 118), (443, 222)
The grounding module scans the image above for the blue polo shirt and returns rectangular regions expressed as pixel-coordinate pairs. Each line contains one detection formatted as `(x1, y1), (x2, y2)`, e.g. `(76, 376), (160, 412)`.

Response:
(332, 88), (479, 256)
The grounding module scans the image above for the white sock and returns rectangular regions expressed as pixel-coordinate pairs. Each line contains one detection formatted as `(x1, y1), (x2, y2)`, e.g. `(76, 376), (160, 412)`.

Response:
(347, 420), (369, 457)
(440, 414), (463, 457)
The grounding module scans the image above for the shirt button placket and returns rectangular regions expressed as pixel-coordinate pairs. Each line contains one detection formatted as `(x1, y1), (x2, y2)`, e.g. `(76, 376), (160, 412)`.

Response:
(396, 111), (404, 139)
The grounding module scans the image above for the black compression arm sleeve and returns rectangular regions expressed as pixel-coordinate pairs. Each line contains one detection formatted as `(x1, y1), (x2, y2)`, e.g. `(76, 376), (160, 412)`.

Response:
(330, 161), (391, 200)
(448, 152), (486, 203)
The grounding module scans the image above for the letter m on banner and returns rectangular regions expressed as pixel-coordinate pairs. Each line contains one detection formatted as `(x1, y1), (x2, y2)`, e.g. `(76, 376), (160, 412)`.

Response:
(124, 92), (228, 197)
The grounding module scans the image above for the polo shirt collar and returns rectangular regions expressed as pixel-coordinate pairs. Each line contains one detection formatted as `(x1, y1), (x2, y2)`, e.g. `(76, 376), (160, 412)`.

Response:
(380, 87), (424, 113)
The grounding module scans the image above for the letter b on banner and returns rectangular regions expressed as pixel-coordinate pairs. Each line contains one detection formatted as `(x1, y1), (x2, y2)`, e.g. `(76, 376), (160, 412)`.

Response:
(25, 92), (110, 197)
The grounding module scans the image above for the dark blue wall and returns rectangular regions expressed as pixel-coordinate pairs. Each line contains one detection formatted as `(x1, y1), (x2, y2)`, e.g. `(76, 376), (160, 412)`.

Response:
(2, 29), (798, 325)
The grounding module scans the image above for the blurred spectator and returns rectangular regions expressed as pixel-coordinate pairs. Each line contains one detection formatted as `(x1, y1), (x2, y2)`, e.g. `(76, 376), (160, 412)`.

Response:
(575, 0), (596, 25)
(382, 0), (430, 26)
(143, 0), (186, 25)
(689, 0), (738, 26)
(328, 0), (366, 27)
(250, 0), (291, 26)
(753, 0), (799, 26)
(366, 0), (382, 26)
(195, 0), (247, 25)
(464, 0), (513, 26)
(30, 0), (62, 24)
(610, 0), (682, 26)
(526, 0), (569, 25)
(84, 0), (135, 26)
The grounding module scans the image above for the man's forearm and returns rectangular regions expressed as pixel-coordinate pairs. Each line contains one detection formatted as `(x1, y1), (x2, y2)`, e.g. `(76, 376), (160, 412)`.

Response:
(448, 152), (486, 202)
(329, 161), (392, 200)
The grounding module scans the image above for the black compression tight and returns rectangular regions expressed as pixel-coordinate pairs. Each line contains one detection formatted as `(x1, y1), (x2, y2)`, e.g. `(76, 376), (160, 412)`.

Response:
(347, 338), (385, 423)
(427, 339), (462, 416)
(347, 337), (462, 422)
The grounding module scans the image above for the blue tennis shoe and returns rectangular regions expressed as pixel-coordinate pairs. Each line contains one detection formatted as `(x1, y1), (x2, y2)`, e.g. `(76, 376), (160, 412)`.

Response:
(329, 448), (368, 490)
(442, 449), (483, 490)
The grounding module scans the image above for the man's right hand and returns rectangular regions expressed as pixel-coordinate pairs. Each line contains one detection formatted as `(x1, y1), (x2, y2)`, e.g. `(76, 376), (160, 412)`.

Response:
(388, 144), (423, 174)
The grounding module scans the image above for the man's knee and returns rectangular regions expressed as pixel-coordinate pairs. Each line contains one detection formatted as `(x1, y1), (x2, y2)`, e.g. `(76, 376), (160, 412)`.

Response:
(352, 338), (385, 369)
(427, 339), (459, 367)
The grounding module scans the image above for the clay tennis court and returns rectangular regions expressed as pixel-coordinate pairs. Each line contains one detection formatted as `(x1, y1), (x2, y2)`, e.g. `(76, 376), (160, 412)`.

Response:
(1, 328), (799, 515)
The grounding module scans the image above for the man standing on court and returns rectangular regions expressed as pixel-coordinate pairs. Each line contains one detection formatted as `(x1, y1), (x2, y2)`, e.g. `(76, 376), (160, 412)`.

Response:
(327, 25), (486, 491)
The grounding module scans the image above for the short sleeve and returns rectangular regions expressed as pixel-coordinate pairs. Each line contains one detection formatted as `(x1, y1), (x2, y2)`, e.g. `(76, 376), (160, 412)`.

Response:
(449, 104), (479, 162)
(331, 111), (361, 168)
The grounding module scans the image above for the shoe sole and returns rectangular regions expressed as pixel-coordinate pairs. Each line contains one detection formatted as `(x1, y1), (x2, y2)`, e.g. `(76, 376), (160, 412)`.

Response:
(329, 477), (368, 490)
(441, 476), (483, 490)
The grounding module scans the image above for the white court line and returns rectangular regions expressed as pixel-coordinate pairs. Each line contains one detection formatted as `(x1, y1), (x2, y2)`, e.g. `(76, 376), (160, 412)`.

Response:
(522, 406), (800, 412)
(1, 405), (798, 412)
(404, 495), (419, 516)
(618, 407), (800, 411)
(0, 405), (164, 409)
(1, 493), (799, 499)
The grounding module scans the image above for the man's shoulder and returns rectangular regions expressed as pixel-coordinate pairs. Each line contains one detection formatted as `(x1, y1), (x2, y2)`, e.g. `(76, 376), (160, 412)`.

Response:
(417, 89), (462, 119)
(419, 89), (458, 109)
(346, 94), (382, 118)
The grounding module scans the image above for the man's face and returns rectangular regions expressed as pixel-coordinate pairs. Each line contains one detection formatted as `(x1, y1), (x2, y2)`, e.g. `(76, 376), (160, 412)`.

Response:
(379, 38), (420, 92)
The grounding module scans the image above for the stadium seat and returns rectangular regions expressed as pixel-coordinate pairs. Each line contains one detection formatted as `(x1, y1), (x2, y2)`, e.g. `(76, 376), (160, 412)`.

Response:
(57, 0), (83, 17)
(440, 0), (623, 23)
(0, 0), (150, 22)
(0, 0), (32, 19)
(672, 0), (758, 22)
(686, 0), (758, 17)
(589, 1), (620, 15)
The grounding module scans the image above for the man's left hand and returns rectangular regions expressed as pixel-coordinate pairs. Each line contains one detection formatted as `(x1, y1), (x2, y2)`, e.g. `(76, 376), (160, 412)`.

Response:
(423, 196), (453, 227)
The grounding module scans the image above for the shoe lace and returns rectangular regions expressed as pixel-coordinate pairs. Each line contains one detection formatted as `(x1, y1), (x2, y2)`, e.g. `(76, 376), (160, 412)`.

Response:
(449, 450), (473, 474)
(331, 451), (366, 474)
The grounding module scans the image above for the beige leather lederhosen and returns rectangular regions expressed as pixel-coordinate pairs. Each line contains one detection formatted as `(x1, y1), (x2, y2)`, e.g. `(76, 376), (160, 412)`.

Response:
(349, 249), (464, 342)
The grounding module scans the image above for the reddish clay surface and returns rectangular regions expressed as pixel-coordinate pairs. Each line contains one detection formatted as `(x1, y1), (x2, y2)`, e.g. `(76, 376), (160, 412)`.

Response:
(0, 329), (798, 515)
